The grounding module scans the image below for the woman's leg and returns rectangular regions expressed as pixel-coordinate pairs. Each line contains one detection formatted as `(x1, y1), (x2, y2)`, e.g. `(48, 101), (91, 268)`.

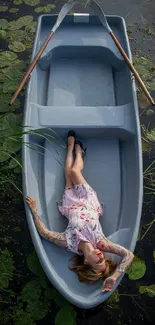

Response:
(65, 135), (75, 188)
(71, 143), (87, 185)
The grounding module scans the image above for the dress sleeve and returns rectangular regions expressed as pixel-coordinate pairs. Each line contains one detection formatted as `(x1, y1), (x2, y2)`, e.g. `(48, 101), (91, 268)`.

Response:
(97, 235), (134, 272)
(31, 208), (67, 248)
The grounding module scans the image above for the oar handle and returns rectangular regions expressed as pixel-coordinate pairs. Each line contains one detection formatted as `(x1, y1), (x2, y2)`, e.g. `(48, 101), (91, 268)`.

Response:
(10, 31), (54, 105)
(110, 31), (155, 106)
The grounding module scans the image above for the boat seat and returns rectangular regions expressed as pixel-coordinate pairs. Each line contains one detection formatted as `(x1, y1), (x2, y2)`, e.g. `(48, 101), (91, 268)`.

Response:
(30, 102), (136, 135)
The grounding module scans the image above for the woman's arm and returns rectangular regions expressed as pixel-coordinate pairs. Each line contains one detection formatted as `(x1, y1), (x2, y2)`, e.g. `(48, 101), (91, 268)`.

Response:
(26, 196), (67, 248)
(98, 236), (134, 276)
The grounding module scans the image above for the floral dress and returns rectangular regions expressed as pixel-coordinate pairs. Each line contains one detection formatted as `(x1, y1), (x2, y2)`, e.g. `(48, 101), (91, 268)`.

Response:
(57, 183), (104, 254)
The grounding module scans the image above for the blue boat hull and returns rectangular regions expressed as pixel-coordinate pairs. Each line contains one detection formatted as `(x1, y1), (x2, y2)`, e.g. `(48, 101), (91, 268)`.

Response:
(23, 14), (143, 308)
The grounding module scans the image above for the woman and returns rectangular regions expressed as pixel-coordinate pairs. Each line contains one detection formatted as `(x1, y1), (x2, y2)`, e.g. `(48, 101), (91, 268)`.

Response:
(26, 130), (134, 293)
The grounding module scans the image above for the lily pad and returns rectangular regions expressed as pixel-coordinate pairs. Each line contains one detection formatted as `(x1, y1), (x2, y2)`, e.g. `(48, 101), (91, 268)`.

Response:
(0, 248), (15, 288)
(8, 41), (26, 52)
(137, 92), (150, 109)
(27, 250), (46, 278)
(139, 284), (155, 297)
(14, 0), (23, 4)
(107, 289), (120, 306)
(35, 4), (56, 13)
(16, 15), (33, 28)
(9, 8), (19, 13)
(8, 21), (20, 31)
(0, 19), (9, 30)
(0, 6), (8, 12)
(13, 309), (36, 325)
(24, 0), (40, 6)
(55, 306), (77, 325)
(150, 79), (155, 90)
(25, 21), (37, 33)
(126, 256), (146, 280)
(0, 30), (7, 39)
(26, 299), (48, 320)
(21, 280), (42, 301)
(0, 310), (11, 325)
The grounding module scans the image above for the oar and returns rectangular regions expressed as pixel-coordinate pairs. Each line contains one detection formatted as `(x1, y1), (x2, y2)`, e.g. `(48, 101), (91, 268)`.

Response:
(10, 0), (77, 105)
(88, 0), (155, 106)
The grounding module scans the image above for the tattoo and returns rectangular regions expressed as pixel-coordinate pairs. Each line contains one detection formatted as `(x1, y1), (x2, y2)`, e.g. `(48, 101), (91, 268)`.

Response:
(31, 208), (67, 248)
(99, 234), (133, 272)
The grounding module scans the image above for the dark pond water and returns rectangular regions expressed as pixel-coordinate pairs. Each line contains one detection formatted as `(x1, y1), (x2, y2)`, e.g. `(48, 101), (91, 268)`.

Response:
(0, 0), (155, 324)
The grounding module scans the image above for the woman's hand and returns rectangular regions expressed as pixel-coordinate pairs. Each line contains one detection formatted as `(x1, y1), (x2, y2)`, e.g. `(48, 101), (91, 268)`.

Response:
(101, 276), (116, 293)
(26, 196), (37, 211)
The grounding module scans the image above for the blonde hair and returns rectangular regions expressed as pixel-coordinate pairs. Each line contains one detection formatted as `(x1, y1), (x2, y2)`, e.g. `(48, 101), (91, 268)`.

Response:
(69, 255), (116, 283)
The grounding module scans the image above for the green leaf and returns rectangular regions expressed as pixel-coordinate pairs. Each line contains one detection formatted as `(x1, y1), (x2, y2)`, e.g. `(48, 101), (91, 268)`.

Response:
(0, 248), (15, 289)
(153, 250), (155, 262)
(138, 92), (150, 109)
(26, 299), (48, 320)
(8, 42), (26, 53)
(25, 21), (37, 33)
(139, 285), (155, 297)
(16, 15), (33, 28)
(34, 6), (44, 12)
(0, 150), (10, 162)
(14, 0), (23, 4)
(0, 95), (20, 112)
(35, 4), (56, 13)
(13, 309), (36, 325)
(9, 8), (19, 13)
(21, 280), (42, 301)
(126, 256), (146, 280)
(150, 79), (155, 91)
(0, 310), (11, 325)
(0, 19), (9, 30)
(107, 289), (120, 305)
(0, 30), (7, 39)
(0, 51), (17, 62)
(3, 137), (22, 154)
(55, 306), (77, 325)
(14, 165), (22, 173)
(0, 6), (8, 12)
(9, 155), (21, 169)
(8, 21), (21, 31)
(24, 0), (40, 6)
(27, 250), (46, 278)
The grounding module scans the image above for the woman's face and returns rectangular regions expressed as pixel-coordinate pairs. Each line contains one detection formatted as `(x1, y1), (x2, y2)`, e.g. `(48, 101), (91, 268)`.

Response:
(85, 249), (106, 272)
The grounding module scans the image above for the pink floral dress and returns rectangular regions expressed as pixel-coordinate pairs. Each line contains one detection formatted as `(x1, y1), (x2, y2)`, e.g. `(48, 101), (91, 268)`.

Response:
(57, 184), (104, 254)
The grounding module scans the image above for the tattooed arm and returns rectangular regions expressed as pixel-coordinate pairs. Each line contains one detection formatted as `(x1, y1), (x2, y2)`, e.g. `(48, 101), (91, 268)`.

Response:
(98, 236), (134, 274)
(26, 196), (67, 248)
(97, 236), (134, 293)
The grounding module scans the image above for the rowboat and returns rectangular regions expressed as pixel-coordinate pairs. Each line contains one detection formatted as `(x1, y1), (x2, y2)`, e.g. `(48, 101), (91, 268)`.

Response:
(23, 9), (143, 309)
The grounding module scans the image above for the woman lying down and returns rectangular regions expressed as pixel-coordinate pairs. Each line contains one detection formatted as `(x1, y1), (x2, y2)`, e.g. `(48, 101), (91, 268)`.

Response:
(26, 130), (134, 293)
